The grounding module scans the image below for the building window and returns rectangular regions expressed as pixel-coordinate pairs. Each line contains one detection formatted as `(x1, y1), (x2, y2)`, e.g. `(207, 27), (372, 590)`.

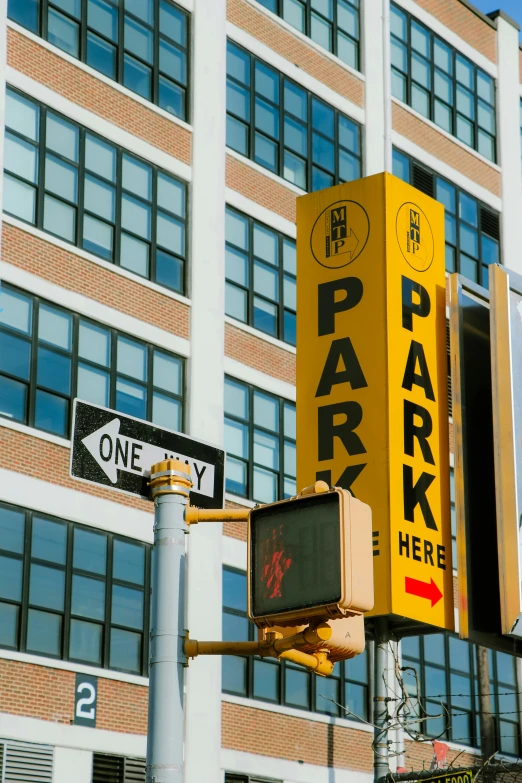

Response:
(256, 0), (360, 71)
(225, 776), (280, 783)
(226, 40), (362, 192)
(0, 501), (152, 675)
(4, 87), (188, 294)
(0, 740), (53, 782)
(222, 567), (370, 717)
(402, 634), (520, 754)
(0, 282), (184, 438)
(93, 753), (146, 782)
(390, 4), (496, 162)
(224, 377), (296, 503)
(7, 0), (189, 121)
(225, 207), (296, 345)
(392, 148), (500, 289)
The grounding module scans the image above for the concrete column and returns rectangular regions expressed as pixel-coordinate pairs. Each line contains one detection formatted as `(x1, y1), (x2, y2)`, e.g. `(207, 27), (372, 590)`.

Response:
(184, 0), (227, 782)
(364, 0), (391, 175)
(490, 11), (522, 275)
(53, 748), (92, 783)
(0, 0), (7, 266)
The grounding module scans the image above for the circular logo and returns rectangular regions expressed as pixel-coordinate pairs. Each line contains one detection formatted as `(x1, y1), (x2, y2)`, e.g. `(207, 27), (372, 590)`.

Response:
(395, 202), (434, 272)
(310, 200), (370, 269)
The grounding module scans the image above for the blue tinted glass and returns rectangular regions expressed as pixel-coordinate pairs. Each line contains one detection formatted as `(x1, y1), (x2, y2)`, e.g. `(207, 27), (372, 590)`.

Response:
(436, 179), (456, 214)
(160, 0), (186, 45)
(312, 167), (334, 192)
(160, 40), (186, 83)
(223, 612), (249, 641)
(402, 635), (420, 659)
(37, 347), (71, 395)
(0, 288), (33, 334)
(257, 0), (276, 9)
(253, 659), (279, 701)
(113, 539), (145, 585)
(449, 636), (470, 673)
(225, 457), (247, 496)
(69, 618), (102, 663)
(481, 235), (498, 265)
(156, 250), (183, 293)
(32, 517), (66, 564)
(0, 601), (18, 648)
(339, 149), (359, 182)
(312, 132), (334, 171)
(460, 192), (478, 227)
(0, 331), (31, 381)
(112, 584), (143, 629)
(225, 378), (249, 418)
(392, 149), (410, 182)
(0, 506), (25, 554)
(48, 8), (79, 57)
(124, 54), (151, 99)
(424, 634), (446, 664)
(345, 682), (367, 718)
(110, 627), (141, 672)
(8, 0), (39, 31)
(0, 375), (27, 422)
(253, 297), (277, 335)
(223, 569), (247, 612)
(222, 656), (247, 694)
(285, 665), (309, 707)
(255, 133), (277, 172)
(115, 378), (146, 419)
(284, 82), (307, 121)
(312, 99), (334, 135)
(0, 555), (23, 601)
(34, 390), (68, 435)
(284, 310), (296, 345)
(460, 224), (478, 258)
(72, 574), (105, 620)
(316, 674), (340, 714)
(29, 563), (65, 611)
(26, 609), (61, 655)
(339, 116), (358, 152)
(346, 646), (368, 682)
(227, 115), (248, 155)
(88, 0), (118, 40)
(227, 42), (250, 85)
(255, 98), (279, 139)
(255, 62), (279, 103)
(159, 77), (184, 119)
(496, 651), (516, 685)
(74, 528), (107, 574)
(87, 33), (116, 78)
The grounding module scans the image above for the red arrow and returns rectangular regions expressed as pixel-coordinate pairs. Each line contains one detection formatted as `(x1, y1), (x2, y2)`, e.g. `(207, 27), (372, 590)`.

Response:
(405, 576), (443, 607)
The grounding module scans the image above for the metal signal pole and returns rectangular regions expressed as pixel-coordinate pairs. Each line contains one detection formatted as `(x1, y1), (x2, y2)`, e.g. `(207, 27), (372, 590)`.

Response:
(374, 617), (391, 783)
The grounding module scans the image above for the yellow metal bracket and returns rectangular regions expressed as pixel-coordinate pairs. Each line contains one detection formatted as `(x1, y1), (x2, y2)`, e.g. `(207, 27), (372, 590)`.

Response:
(184, 623), (335, 677)
(185, 507), (250, 524)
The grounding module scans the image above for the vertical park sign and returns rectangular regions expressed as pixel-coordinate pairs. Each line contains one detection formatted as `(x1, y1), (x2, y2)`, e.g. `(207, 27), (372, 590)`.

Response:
(296, 173), (453, 630)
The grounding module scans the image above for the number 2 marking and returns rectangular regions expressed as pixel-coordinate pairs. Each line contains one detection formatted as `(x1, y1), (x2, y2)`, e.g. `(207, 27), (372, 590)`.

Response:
(76, 682), (96, 720)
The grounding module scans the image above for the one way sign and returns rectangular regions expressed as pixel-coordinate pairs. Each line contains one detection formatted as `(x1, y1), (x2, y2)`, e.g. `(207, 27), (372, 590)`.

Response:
(70, 400), (225, 508)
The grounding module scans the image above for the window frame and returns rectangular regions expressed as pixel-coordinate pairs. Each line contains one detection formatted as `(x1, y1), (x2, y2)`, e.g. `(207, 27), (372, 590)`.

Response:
(4, 86), (189, 295)
(7, 0), (190, 122)
(256, 0), (360, 72)
(0, 281), (185, 438)
(0, 501), (152, 676)
(390, 3), (496, 162)
(225, 205), (296, 346)
(226, 39), (362, 192)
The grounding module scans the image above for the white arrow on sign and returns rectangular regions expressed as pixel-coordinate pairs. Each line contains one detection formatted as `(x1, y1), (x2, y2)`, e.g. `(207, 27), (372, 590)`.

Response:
(81, 418), (215, 497)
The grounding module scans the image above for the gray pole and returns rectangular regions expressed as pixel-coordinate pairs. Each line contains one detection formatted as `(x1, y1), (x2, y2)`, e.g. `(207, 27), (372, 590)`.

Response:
(477, 645), (497, 761)
(374, 617), (391, 783)
(147, 461), (191, 783)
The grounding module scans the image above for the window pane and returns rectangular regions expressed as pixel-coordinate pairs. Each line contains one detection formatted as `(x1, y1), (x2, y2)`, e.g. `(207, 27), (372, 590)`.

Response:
(152, 392), (181, 430)
(284, 276), (296, 310)
(227, 42), (250, 86)
(481, 234), (498, 266)
(35, 390), (68, 435)
(254, 429), (279, 470)
(460, 192), (478, 227)
(160, 0), (186, 45)
(411, 21), (429, 58)
(223, 569), (247, 612)
(312, 99), (334, 135)
(449, 636), (470, 673)
(284, 82), (307, 121)
(0, 331), (31, 381)
(157, 212), (184, 255)
(283, 150), (306, 189)
(84, 175), (115, 221)
(5, 133), (38, 183)
(115, 379), (146, 418)
(392, 149), (409, 182)
(0, 289), (32, 335)
(225, 419), (249, 459)
(226, 284), (247, 322)
(254, 391), (278, 431)
(85, 135), (116, 181)
(83, 214), (113, 260)
(70, 619), (103, 664)
(283, 0), (305, 32)
(32, 516), (67, 564)
(316, 675), (340, 714)
(0, 506), (25, 554)
(254, 261), (278, 300)
(226, 115), (248, 155)
(157, 174), (184, 217)
(0, 602), (19, 648)
(346, 682), (367, 719)
(124, 54), (151, 99)
(226, 246), (248, 287)
(4, 175), (37, 223)
(0, 555), (23, 601)
(285, 665), (309, 707)
(124, 16), (152, 62)
(456, 55), (473, 90)
(72, 574), (106, 620)
(114, 539), (145, 585)
(48, 8), (79, 57)
(226, 457), (247, 496)
(117, 336), (147, 381)
(255, 62), (279, 103)
(254, 297), (277, 335)
(120, 233), (149, 277)
(156, 249), (182, 292)
(160, 39), (186, 84)
(283, 239), (296, 274)
(284, 403), (296, 439)
(122, 155), (151, 201)
(7, 90), (39, 140)
(110, 627), (141, 672)
(222, 656), (247, 695)
(8, 0), (39, 31)
(253, 659), (279, 701)
(37, 347), (71, 395)
(412, 84), (429, 118)
(253, 466), (277, 503)
(88, 0), (118, 40)
(122, 194), (151, 239)
(434, 38), (452, 74)
(29, 563), (65, 611)
(26, 609), (62, 656)
(74, 528), (107, 574)
(43, 195), (76, 241)
(0, 375), (27, 422)
(391, 38), (407, 73)
(112, 584), (143, 628)
(311, 13), (332, 51)
(460, 224), (478, 258)
(424, 634), (445, 664)
(225, 378), (248, 419)
(390, 5), (406, 39)
(477, 71), (494, 104)
(223, 612), (249, 641)
(339, 149), (359, 182)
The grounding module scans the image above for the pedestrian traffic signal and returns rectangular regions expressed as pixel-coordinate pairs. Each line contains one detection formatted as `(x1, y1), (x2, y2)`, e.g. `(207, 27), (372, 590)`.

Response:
(248, 483), (373, 628)
(272, 614), (366, 662)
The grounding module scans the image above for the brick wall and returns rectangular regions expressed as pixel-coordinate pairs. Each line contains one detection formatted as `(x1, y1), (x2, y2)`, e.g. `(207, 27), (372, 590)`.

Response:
(0, 658), (148, 734)
(226, 155), (298, 222)
(227, 0), (364, 107)
(392, 103), (501, 196)
(222, 701), (373, 770)
(7, 28), (192, 163)
(404, 737), (478, 769)
(225, 323), (296, 384)
(412, 0), (496, 63)
(2, 224), (190, 340)
(0, 426), (153, 515)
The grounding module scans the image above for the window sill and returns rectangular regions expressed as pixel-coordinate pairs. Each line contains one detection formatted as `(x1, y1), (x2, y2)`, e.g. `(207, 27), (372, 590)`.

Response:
(225, 493), (256, 509)
(391, 97), (501, 173)
(2, 214), (192, 309)
(0, 416), (71, 449)
(226, 148), (307, 196)
(7, 20), (194, 135)
(0, 647), (148, 686)
(225, 316), (296, 355)
(240, 0), (365, 84)
(222, 692), (373, 733)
